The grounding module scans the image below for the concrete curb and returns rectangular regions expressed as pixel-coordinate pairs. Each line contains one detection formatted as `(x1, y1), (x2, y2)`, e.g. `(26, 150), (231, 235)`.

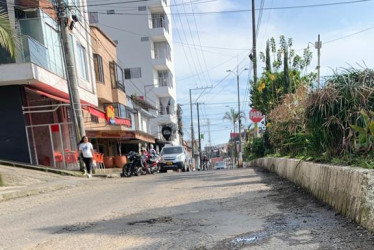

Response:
(248, 158), (374, 233)
(0, 159), (84, 177)
(0, 182), (80, 202)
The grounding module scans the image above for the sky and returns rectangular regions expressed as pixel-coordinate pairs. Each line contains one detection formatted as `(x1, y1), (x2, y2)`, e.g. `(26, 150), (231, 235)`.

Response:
(171, 0), (374, 148)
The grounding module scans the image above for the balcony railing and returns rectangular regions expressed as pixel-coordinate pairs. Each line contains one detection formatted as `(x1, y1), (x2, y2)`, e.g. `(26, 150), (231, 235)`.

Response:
(154, 46), (171, 61)
(158, 77), (172, 87)
(151, 15), (169, 33)
(21, 35), (65, 78)
(22, 35), (49, 70)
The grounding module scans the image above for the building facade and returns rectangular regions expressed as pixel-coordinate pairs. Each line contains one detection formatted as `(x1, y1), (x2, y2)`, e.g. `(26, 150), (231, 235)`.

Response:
(88, 0), (180, 146)
(0, 0), (96, 167)
(85, 25), (156, 168)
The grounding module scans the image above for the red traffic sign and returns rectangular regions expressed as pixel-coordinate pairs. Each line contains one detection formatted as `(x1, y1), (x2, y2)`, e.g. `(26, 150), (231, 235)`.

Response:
(249, 108), (264, 123)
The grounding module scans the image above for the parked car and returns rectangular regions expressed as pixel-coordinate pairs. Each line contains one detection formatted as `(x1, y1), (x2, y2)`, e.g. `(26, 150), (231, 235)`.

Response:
(214, 161), (226, 170)
(158, 146), (188, 172)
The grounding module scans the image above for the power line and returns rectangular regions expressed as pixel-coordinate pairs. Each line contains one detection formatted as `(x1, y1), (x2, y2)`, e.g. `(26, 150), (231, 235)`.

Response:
(88, 0), (217, 10)
(172, 0), (204, 87)
(178, 0), (210, 86)
(186, 0), (213, 85)
(324, 25), (374, 44)
(74, 0), (150, 8)
(88, 0), (374, 16)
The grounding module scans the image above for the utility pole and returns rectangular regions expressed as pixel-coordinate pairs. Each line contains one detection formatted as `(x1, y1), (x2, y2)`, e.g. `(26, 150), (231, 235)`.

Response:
(197, 102), (202, 170)
(251, 0), (258, 84)
(315, 34), (322, 88)
(189, 86), (212, 170)
(226, 66), (248, 168)
(56, 0), (85, 140)
(236, 66), (243, 168)
(189, 89), (194, 169)
(207, 119), (211, 159)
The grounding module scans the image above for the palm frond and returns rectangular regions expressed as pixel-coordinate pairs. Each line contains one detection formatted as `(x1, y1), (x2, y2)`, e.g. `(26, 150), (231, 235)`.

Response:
(0, 10), (15, 58)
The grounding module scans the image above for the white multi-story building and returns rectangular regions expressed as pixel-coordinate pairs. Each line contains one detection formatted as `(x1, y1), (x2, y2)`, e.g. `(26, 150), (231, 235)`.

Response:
(88, 0), (180, 146)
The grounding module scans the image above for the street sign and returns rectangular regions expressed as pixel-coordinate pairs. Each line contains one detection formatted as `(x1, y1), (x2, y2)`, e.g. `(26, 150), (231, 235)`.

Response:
(249, 108), (264, 123)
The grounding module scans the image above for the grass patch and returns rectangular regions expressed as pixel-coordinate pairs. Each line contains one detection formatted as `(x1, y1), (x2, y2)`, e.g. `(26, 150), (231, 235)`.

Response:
(0, 173), (3, 187)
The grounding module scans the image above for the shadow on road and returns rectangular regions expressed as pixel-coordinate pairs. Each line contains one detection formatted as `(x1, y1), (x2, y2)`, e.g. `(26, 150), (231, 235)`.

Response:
(36, 167), (374, 249)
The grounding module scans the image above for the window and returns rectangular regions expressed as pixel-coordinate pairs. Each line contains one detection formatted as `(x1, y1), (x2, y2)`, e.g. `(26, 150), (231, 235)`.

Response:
(138, 6), (146, 11)
(141, 37), (149, 42)
(77, 43), (88, 80)
(154, 42), (171, 60)
(109, 61), (125, 92)
(151, 13), (169, 32)
(124, 67), (141, 79)
(103, 103), (128, 118)
(90, 114), (99, 123)
(158, 70), (172, 87)
(109, 61), (116, 88)
(93, 54), (104, 83)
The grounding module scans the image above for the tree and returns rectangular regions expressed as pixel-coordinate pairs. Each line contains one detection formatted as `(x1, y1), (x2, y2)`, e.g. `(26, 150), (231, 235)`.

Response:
(265, 40), (271, 73)
(251, 35), (316, 115)
(283, 44), (290, 94)
(222, 107), (246, 137)
(0, 9), (15, 58)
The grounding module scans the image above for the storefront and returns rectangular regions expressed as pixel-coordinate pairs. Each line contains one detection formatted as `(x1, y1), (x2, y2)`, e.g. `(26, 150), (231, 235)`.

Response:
(86, 130), (155, 168)
(23, 87), (80, 169)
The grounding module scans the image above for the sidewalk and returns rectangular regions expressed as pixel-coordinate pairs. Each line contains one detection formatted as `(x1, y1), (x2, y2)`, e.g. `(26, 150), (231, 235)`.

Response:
(0, 163), (88, 202)
(0, 159), (126, 202)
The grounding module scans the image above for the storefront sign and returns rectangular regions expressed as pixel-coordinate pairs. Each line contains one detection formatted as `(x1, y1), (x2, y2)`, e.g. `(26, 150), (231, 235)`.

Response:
(114, 117), (132, 127)
(105, 105), (116, 125)
(162, 126), (172, 141)
(86, 130), (155, 143)
(86, 130), (135, 138)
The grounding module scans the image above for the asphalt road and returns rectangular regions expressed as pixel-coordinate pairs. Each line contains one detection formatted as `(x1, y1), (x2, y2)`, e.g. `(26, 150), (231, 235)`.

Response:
(1, 168), (373, 249)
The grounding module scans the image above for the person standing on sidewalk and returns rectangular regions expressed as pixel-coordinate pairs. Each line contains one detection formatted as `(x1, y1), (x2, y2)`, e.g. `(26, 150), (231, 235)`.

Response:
(78, 136), (94, 178)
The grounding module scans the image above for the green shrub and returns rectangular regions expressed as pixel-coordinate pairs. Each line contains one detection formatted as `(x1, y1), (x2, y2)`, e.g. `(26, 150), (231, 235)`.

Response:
(251, 137), (266, 157)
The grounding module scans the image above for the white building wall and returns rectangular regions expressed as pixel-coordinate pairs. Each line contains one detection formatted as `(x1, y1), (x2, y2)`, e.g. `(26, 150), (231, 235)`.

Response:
(88, 0), (180, 145)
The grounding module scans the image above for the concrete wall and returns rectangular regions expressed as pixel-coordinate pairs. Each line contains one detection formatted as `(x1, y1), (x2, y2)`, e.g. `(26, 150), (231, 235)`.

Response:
(248, 158), (374, 232)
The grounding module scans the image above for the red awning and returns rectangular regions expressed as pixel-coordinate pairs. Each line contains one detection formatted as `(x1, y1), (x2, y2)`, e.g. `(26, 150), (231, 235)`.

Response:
(87, 106), (106, 119)
(31, 89), (70, 103)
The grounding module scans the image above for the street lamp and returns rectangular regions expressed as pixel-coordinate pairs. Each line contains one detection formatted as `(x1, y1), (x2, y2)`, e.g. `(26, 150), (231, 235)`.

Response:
(226, 67), (248, 168)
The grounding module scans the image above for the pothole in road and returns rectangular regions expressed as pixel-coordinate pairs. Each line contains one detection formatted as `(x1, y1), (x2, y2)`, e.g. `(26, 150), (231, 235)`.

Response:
(56, 222), (96, 233)
(128, 216), (173, 225)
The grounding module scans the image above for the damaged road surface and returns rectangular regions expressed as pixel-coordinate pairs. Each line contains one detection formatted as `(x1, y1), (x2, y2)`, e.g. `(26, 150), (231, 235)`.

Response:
(0, 168), (373, 249)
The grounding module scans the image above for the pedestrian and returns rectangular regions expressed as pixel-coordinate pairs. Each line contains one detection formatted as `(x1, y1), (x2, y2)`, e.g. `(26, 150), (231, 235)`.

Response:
(78, 136), (94, 178)
(149, 144), (157, 157)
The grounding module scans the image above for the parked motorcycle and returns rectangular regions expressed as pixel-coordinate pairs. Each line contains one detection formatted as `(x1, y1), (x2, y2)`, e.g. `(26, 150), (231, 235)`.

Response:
(121, 151), (145, 177)
(147, 154), (160, 174)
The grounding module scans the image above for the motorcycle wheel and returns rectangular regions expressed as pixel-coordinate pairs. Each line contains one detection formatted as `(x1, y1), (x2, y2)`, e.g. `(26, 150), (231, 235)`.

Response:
(122, 163), (130, 177)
